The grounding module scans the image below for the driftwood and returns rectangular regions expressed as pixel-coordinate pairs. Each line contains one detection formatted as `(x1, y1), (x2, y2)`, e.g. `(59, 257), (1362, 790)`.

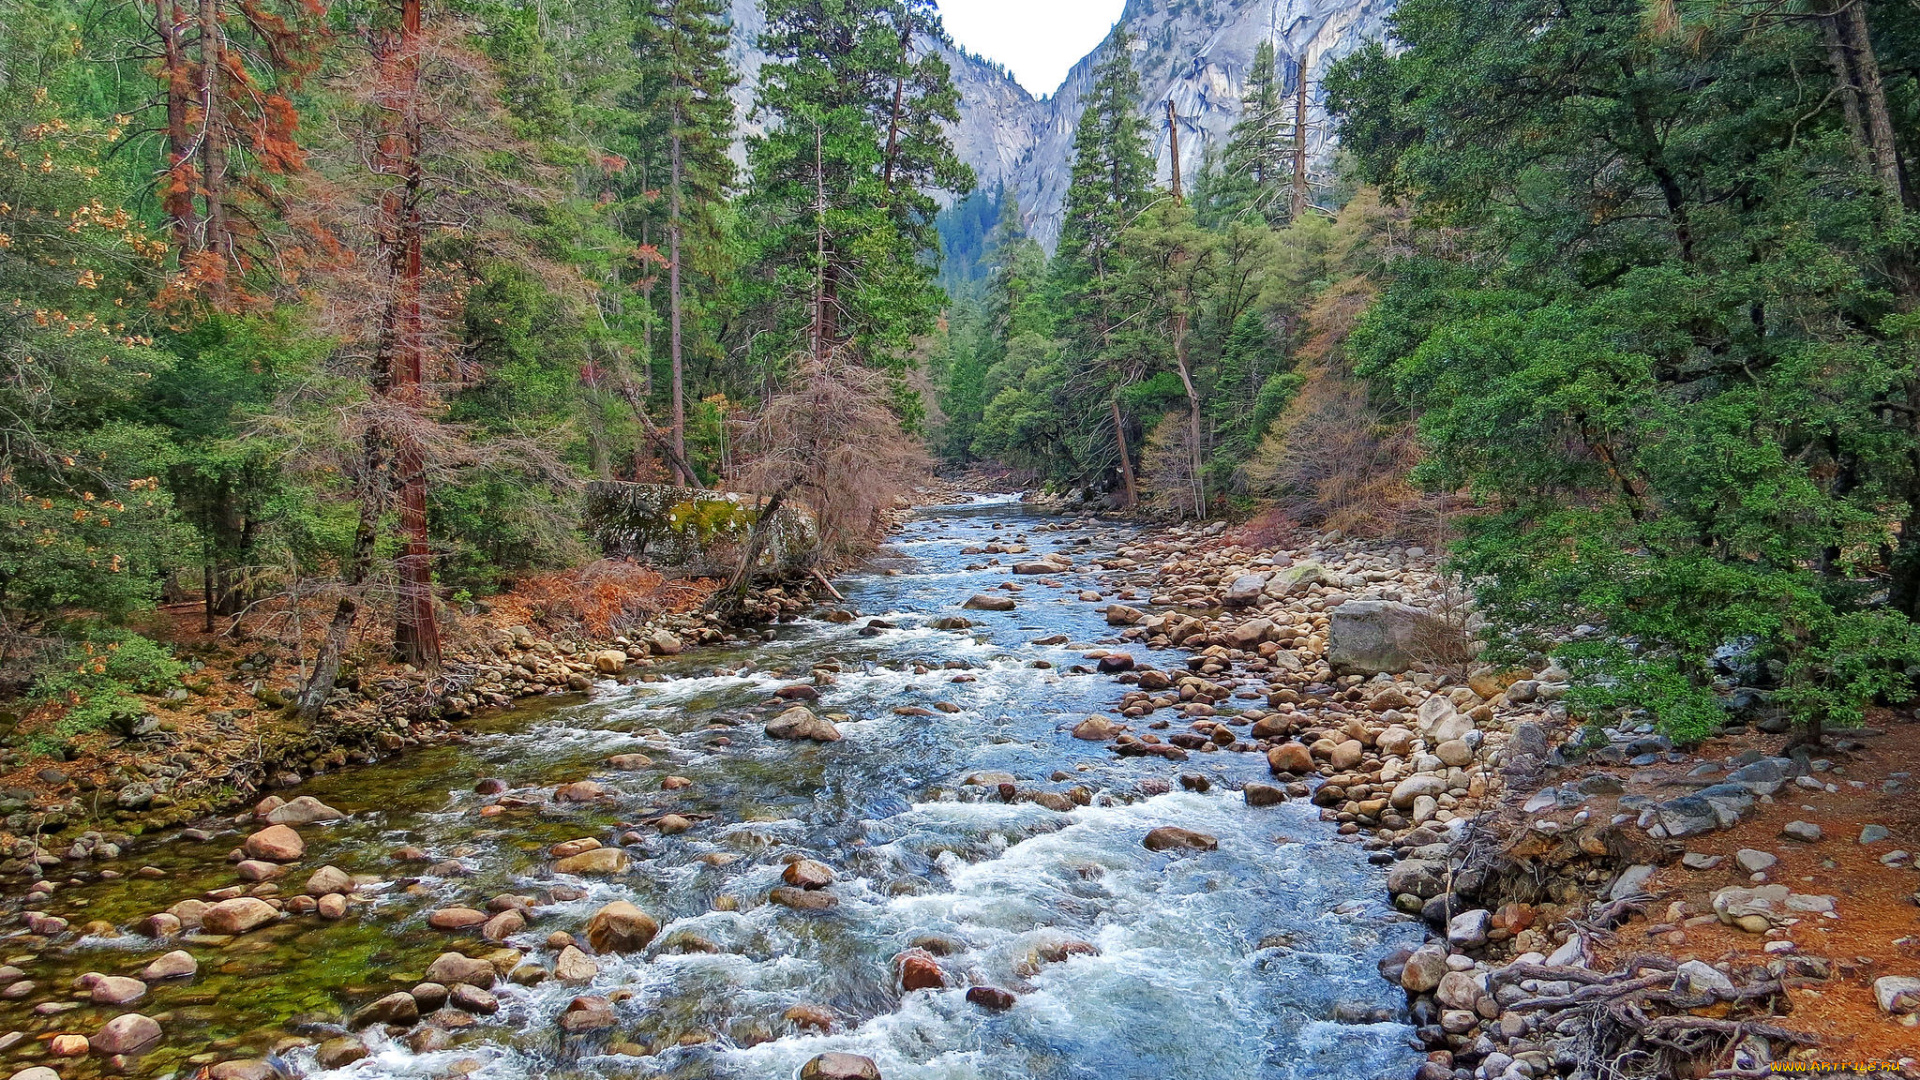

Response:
(1493, 939), (1818, 1080)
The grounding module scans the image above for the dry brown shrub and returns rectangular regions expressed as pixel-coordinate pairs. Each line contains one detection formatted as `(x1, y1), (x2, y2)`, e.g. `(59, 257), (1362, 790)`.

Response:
(1245, 274), (1432, 538)
(490, 560), (711, 638)
(1141, 411), (1204, 518)
(735, 352), (930, 563)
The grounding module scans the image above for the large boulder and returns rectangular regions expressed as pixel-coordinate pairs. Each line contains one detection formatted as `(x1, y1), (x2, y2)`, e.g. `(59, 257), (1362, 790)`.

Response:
(766, 706), (842, 742)
(584, 900), (659, 954)
(1327, 600), (1437, 677)
(1104, 604), (1144, 626)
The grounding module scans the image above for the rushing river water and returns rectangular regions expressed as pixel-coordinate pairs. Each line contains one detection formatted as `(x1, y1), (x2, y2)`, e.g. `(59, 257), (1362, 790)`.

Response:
(20, 496), (1422, 1080)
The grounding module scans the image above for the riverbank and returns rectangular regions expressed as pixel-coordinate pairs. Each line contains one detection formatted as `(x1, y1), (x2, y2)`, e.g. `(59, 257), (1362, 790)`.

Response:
(0, 495), (1912, 1080)
(1072, 516), (1920, 1076)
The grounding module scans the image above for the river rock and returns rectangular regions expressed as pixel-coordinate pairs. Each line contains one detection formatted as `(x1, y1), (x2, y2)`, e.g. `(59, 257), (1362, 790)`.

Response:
(555, 945), (598, 983)
(1095, 653), (1134, 672)
(242, 825), (304, 863)
(550, 838), (601, 859)
(1400, 944), (1447, 992)
(1390, 775), (1447, 810)
(50, 1034), (87, 1057)
(766, 706), (842, 742)
(554, 848), (629, 875)
(202, 897), (277, 935)
(12, 1069), (61, 1080)
(482, 910), (525, 942)
(235, 860), (285, 882)
(1224, 573), (1269, 608)
(265, 796), (344, 826)
(208, 1060), (277, 1080)
(317, 893), (349, 919)
(428, 907), (488, 932)
(1143, 827), (1217, 852)
(1435, 970), (1482, 1011)
(88, 976), (146, 1005)
(1874, 976), (1920, 1014)
(607, 753), (654, 770)
(314, 1036), (367, 1068)
(801, 1054), (882, 1080)
(410, 982), (449, 1011)
(585, 901), (658, 953)
(1267, 743), (1313, 775)
(1072, 716), (1117, 740)
(1387, 859), (1447, 899)
(424, 953), (495, 988)
(450, 983), (499, 1015)
(962, 594), (1015, 611)
(770, 886), (838, 910)
(592, 650), (626, 675)
(782, 860), (835, 889)
(1243, 782), (1287, 807)
(1447, 909), (1491, 949)
(94, 1013), (162, 1056)
(966, 985), (1017, 1011)
(896, 950), (946, 990)
(1105, 603), (1144, 625)
(139, 951), (196, 981)
(350, 991), (418, 1029)
(304, 865), (352, 896)
(1327, 600), (1429, 676)
(557, 996), (616, 1032)
(553, 781), (607, 803)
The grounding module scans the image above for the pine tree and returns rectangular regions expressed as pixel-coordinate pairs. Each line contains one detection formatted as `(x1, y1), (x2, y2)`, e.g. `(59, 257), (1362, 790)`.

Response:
(1211, 39), (1291, 225)
(630, 0), (735, 484)
(745, 0), (974, 368)
(1052, 27), (1155, 506)
(142, 0), (325, 306)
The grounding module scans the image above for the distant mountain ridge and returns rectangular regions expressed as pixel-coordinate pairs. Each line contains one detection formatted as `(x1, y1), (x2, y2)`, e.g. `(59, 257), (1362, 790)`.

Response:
(725, 0), (1395, 251)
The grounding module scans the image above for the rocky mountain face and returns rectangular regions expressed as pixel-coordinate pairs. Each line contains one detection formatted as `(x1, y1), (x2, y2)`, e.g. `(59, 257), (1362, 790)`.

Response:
(725, 0), (1395, 250)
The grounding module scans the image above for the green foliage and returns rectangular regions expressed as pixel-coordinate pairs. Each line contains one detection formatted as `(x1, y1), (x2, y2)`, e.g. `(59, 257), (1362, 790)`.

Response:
(742, 0), (974, 370)
(1328, 0), (1920, 736)
(32, 632), (185, 743)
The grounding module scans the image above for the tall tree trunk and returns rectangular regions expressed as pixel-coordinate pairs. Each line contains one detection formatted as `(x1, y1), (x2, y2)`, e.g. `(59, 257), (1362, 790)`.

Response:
(196, 0), (230, 300)
(668, 108), (688, 486)
(1172, 310), (1205, 519)
(388, 0), (439, 669)
(1291, 52), (1309, 223)
(880, 25), (910, 197)
(1833, 0), (1909, 207)
(1166, 99), (1182, 202)
(1110, 396), (1138, 510)
(157, 0), (196, 251)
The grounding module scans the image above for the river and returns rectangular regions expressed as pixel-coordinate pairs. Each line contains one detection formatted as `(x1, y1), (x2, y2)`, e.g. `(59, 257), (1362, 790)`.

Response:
(19, 496), (1421, 1080)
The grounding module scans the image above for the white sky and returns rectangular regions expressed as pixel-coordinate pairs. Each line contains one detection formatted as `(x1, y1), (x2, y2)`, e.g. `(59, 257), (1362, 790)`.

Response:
(939, 0), (1127, 97)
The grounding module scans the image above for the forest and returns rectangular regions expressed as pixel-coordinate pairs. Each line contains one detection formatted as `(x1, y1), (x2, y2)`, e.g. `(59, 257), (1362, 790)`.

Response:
(11, 0), (1920, 755)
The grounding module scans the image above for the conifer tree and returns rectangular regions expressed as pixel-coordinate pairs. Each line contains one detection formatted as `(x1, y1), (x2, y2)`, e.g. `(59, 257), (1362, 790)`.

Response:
(1051, 27), (1155, 506)
(1211, 39), (1291, 225)
(744, 0), (973, 369)
(629, 0), (735, 483)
